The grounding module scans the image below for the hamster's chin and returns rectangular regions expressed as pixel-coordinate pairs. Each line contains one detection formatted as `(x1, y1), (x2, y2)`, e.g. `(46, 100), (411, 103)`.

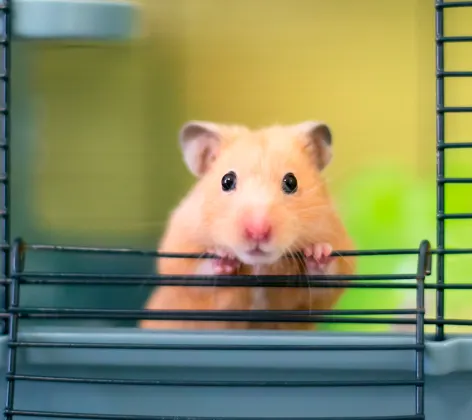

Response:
(237, 248), (282, 266)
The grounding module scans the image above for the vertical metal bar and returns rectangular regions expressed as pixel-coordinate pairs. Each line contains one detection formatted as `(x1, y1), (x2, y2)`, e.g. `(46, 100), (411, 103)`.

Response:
(415, 240), (430, 420)
(4, 239), (24, 420)
(0, 0), (11, 336)
(1, 4), (13, 418)
(435, 0), (446, 342)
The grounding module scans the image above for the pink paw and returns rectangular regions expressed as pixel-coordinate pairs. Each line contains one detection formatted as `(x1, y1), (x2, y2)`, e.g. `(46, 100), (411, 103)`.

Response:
(303, 243), (333, 274)
(208, 248), (241, 275)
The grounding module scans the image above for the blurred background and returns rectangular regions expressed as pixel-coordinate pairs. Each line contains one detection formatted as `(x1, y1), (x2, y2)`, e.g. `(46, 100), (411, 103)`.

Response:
(9, 0), (472, 333)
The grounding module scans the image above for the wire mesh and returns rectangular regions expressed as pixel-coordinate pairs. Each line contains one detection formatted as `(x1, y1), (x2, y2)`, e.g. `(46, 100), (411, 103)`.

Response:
(435, 0), (472, 341)
(3, 238), (431, 420)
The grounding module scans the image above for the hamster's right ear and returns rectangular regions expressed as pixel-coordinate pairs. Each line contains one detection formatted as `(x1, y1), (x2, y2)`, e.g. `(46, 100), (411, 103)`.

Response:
(179, 121), (222, 177)
(296, 121), (333, 171)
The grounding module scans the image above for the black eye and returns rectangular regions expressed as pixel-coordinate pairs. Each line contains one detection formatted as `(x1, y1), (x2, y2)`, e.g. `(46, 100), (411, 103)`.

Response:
(282, 172), (298, 194)
(221, 171), (237, 192)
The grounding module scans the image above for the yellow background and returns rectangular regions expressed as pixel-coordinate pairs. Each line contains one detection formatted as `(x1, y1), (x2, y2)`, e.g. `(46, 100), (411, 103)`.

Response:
(31, 0), (472, 241)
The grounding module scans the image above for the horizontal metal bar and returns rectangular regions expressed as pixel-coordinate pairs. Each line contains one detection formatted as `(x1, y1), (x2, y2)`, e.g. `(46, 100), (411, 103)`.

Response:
(437, 177), (472, 183)
(437, 36), (472, 43)
(4, 410), (425, 420)
(436, 1), (472, 8)
(28, 243), (423, 258)
(438, 213), (472, 219)
(20, 242), (472, 257)
(4, 279), (423, 289)
(12, 278), (472, 290)
(427, 318), (472, 326)
(17, 317), (418, 324)
(16, 277), (422, 288)
(14, 272), (419, 282)
(8, 342), (424, 351)
(6, 278), (472, 289)
(9, 310), (423, 324)
(8, 374), (423, 388)
(429, 283), (472, 289)
(437, 71), (472, 77)
(435, 248), (472, 254)
(438, 141), (472, 148)
(7, 309), (469, 325)
(437, 106), (472, 113)
(10, 308), (420, 317)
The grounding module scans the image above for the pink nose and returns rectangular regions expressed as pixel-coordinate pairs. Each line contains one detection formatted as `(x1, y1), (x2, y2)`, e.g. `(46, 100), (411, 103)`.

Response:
(244, 220), (272, 242)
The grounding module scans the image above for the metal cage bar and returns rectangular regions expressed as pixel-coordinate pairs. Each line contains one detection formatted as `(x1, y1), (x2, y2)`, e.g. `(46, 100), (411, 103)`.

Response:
(5, 239), (22, 420)
(435, 0), (446, 342)
(435, 0), (472, 341)
(0, 0), (11, 337)
(3, 238), (431, 420)
(2, 413), (427, 420)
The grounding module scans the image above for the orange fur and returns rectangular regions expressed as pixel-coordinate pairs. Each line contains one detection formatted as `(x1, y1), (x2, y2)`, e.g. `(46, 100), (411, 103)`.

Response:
(140, 122), (356, 330)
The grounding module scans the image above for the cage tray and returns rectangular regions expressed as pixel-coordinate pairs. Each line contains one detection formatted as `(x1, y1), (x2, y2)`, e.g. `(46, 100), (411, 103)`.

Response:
(2, 328), (472, 420)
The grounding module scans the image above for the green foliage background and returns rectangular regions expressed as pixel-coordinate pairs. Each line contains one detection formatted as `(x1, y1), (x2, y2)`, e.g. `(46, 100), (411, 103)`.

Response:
(324, 163), (472, 334)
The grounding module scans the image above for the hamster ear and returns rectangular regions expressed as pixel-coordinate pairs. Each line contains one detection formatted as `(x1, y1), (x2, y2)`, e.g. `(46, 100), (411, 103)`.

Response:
(179, 120), (222, 177)
(296, 121), (333, 170)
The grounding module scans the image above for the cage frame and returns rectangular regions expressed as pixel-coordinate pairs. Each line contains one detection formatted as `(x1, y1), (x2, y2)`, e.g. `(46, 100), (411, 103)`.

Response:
(1, 1), (472, 420)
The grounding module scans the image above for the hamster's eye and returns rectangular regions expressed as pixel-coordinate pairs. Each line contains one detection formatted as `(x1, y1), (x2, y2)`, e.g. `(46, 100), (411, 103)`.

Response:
(221, 171), (237, 192)
(282, 172), (298, 194)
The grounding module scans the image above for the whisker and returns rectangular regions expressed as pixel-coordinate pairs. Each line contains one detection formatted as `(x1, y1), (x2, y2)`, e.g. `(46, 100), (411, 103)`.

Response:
(298, 250), (313, 314)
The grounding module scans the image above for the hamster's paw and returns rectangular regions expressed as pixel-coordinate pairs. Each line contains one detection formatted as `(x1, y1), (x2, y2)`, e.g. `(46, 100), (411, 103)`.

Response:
(209, 248), (241, 275)
(303, 243), (333, 274)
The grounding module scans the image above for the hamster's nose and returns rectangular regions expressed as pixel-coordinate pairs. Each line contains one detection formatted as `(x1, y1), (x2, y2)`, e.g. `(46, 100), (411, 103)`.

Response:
(243, 220), (272, 243)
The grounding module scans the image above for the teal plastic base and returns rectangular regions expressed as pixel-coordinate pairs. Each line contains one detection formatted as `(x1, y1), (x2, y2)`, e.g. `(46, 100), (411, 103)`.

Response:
(13, 0), (139, 40)
(4, 329), (472, 419)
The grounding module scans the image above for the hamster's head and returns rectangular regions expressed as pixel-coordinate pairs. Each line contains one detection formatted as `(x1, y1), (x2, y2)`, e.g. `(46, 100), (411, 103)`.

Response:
(178, 120), (334, 266)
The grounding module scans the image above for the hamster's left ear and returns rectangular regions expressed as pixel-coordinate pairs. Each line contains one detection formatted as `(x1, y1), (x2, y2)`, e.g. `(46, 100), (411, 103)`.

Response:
(178, 120), (222, 177)
(296, 121), (333, 171)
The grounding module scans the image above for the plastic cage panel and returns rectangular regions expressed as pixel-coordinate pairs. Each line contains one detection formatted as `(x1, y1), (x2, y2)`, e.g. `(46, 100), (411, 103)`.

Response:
(1, 1), (472, 420)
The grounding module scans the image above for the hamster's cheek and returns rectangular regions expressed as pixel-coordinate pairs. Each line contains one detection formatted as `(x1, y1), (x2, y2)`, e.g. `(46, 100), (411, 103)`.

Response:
(270, 213), (298, 249)
(209, 219), (242, 251)
(274, 234), (298, 257)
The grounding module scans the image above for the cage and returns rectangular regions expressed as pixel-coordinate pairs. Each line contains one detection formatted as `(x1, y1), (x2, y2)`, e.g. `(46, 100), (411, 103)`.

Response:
(1, 1), (472, 420)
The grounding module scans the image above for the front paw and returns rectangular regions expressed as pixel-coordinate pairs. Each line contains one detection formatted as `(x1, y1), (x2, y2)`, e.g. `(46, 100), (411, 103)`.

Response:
(303, 243), (333, 274)
(208, 248), (242, 275)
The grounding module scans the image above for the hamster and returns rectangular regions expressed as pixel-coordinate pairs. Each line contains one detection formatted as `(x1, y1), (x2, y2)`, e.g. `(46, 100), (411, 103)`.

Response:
(139, 120), (356, 330)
